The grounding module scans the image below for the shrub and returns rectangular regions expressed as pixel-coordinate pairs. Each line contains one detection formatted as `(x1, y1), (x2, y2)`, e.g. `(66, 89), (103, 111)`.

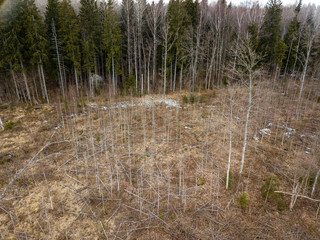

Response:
(189, 94), (196, 104)
(237, 192), (250, 209)
(261, 176), (280, 202)
(126, 73), (136, 91)
(182, 95), (188, 104)
(4, 121), (14, 130)
(199, 94), (206, 103)
(222, 76), (228, 86)
(261, 176), (287, 211)
(1, 156), (10, 164)
(197, 176), (205, 186)
(212, 90), (216, 98)
(277, 199), (286, 211)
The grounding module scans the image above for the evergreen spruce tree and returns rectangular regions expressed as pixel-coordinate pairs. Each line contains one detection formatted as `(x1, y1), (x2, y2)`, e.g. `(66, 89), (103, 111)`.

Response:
(259, 0), (287, 74)
(283, 0), (302, 75)
(102, 0), (122, 94)
(44, 0), (61, 79)
(59, 0), (81, 95)
(21, 0), (49, 102)
(79, 0), (100, 96)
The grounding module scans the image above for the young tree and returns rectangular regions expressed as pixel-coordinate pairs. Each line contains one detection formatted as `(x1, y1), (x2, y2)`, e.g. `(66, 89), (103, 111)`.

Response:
(296, 11), (320, 115)
(230, 38), (261, 174)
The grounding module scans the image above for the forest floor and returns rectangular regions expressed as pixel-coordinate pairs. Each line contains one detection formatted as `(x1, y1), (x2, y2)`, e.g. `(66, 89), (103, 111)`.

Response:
(0, 79), (320, 239)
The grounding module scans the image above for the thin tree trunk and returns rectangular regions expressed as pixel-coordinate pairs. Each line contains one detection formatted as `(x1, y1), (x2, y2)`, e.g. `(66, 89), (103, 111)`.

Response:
(10, 68), (20, 101)
(112, 57), (115, 95)
(173, 57), (177, 92)
(297, 37), (312, 116)
(179, 63), (183, 92)
(239, 71), (252, 174)
(226, 90), (233, 189)
(52, 20), (65, 99)
(20, 59), (31, 102)
(39, 57), (49, 103)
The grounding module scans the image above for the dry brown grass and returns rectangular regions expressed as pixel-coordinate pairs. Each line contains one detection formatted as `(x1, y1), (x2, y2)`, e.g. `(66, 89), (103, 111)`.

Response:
(0, 79), (319, 239)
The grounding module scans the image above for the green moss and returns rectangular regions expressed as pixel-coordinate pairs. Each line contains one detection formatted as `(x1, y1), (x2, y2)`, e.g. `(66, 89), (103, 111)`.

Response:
(237, 192), (250, 209)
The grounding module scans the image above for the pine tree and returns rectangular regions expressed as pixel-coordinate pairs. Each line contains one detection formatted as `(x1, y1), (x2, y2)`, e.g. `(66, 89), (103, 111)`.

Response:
(59, 0), (81, 95)
(103, 0), (122, 94)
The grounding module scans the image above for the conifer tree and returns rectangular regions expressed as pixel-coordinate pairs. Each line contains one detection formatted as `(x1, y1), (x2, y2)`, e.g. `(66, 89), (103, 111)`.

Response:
(259, 0), (287, 74)
(283, 0), (302, 75)
(79, 0), (100, 96)
(103, 0), (122, 94)
(45, 0), (61, 79)
(21, 0), (49, 103)
(59, 0), (81, 95)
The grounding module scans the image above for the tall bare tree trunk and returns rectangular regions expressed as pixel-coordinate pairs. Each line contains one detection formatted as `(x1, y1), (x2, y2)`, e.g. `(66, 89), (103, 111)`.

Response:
(239, 71), (252, 174)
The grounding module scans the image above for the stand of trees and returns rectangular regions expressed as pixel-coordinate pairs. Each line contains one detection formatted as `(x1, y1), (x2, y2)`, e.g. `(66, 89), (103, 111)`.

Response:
(0, 0), (319, 102)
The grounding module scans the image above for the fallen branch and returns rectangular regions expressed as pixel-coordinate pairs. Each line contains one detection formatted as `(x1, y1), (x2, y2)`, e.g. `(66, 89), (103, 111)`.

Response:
(275, 191), (320, 202)
(0, 140), (71, 201)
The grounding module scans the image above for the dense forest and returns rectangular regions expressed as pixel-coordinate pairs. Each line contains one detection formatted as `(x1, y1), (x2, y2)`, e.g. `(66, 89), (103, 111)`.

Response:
(0, 0), (319, 103)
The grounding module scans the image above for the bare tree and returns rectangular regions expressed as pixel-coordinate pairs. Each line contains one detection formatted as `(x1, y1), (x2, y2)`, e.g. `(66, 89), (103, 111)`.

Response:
(229, 39), (261, 174)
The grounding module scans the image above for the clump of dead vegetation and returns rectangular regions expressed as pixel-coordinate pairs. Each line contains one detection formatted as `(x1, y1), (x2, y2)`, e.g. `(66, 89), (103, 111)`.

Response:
(0, 79), (319, 239)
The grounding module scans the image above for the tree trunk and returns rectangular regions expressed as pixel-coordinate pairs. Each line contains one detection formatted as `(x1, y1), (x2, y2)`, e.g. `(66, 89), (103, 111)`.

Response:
(239, 71), (252, 174)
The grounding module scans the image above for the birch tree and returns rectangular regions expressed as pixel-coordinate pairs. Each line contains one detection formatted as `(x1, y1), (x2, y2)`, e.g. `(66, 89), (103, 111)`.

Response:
(230, 39), (261, 174)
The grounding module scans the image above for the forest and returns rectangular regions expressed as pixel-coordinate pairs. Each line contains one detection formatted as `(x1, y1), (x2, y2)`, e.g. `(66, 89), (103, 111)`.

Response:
(0, 0), (319, 101)
(0, 0), (320, 239)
